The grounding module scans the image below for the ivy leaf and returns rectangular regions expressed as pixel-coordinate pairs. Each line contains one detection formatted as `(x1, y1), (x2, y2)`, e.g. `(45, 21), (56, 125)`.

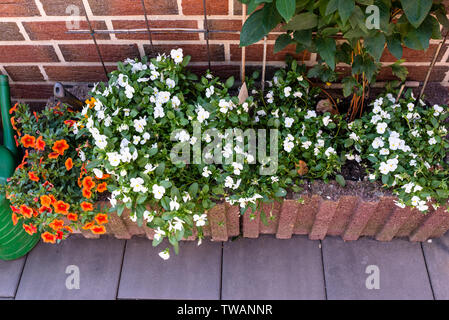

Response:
(283, 12), (318, 31)
(316, 37), (336, 70)
(365, 32), (385, 61)
(338, 0), (355, 24)
(276, 0), (296, 21)
(400, 0), (432, 28)
(387, 34), (403, 59)
(274, 34), (293, 53)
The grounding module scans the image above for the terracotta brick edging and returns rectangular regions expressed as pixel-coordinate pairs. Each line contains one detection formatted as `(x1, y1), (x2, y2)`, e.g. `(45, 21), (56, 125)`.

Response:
(74, 181), (449, 243)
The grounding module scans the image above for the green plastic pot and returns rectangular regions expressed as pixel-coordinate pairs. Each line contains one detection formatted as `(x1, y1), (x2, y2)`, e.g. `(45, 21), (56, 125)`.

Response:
(0, 75), (39, 261)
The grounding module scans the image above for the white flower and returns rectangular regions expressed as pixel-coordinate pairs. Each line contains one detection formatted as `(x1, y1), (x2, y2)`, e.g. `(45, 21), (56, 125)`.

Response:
(150, 70), (160, 81)
(372, 137), (384, 149)
(285, 117), (294, 128)
(284, 86), (292, 97)
(349, 132), (360, 141)
(158, 250), (170, 260)
(284, 140), (294, 153)
(379, 162), (390, 175)
(133, 117), (147, 133)
(197, 107), (210, 123)
(305, 110), (317, 119)
(107, 152), (121, 167)
(411, 196), (420, 207)
(95, 135), (108, 149)
(271, 176), (279, 183)
(193, 214), (207, 227)
(407, 103), (414, 111)
(386, 158), (398, 172)
(302, 140), (312, 149)
(205, 86), (215, 98)
(369, 173), (376, 180)
(93, 169), (103, 179)
(156, 91), (171, 104)
(394, 200), (406, 208)
(137, 77), (150, 82)
(388, 137), (401, 150)
(182, 192), (191, 203)
(232, 162), (243, 175)
(322, 116), (331, 126)
(433, 104), (444, 116)
(170, 48), (183, 64)
(429, 137), (437, 145)
(172, 96), (181, 108)
(130, 177), (146, 193)
(376, 122), (387, 134)
(219, 99), (231, 114)
(293, 91), (303, 98)
(410, 159), (417, 167)
(169, 197), (180, 211)
(379, 148), (389, 156)
(152, 184), (165, 200)
(325, 147), (336, 157)
(153, 105), (165, 119)
(143, 210), (154, 223)
(202, 166), (212, 178)
(117, 73), (128, 87)
(176, 130), (190, 142)
(224, 176), (234, 188)
(166, 78), (176, 89)
(154, 227), (166, 241)
(124, 85), (135, 99)
(402, 182), (414, 193)
(144, 163), (158, 174)
(370, 114), (382, 124)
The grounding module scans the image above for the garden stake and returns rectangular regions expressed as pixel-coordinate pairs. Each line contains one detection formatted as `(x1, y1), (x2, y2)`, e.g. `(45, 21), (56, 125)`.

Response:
(140, 0), (154, 55)
(240, 4), (247, 82)
(203, 0), (212, 71)
(261, 36), (267, 92)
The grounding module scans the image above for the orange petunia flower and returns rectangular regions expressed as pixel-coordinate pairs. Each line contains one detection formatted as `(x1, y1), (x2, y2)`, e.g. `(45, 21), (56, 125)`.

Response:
(64, 226), (73, 233)
(28, 171), (39, 182)
(91, 225), (106, 235)
(54, 200), (70, 215)
(10, 205), (20, 214)
(9, 102), (18, 114)
(48, 152), (59, 159)
(52, 139), (69, 156)
(10, 117), (17, 131)
(41, 232), (56, 244)
(82, 188), (92, 199)
(85, 97), (96, 108)
(39, 205), (52, 214)
(40, 195), (51, 207)
(49, 219), (64, 231)
(49, 194), (57, 205)
(81, 202), (94, 212)
(95, 213), (108, 225)
(96, 182), (107, 193)
(21, 134), (36, 148)
(82, 176), (95, 191)
(67, 213), (78, 222)
(65, 158), (73, 171)
(82, 221), (95, 230)
(23, 223), (37, 235)
(64, 120), (76, 127)
(19, 205), (33, 218)
(12, 212), (19, 226)
(35, 136), (45, 151)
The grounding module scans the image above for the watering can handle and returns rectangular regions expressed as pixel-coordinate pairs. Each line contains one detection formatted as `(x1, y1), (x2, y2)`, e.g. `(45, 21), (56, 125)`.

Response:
(0, 75), (18, 160)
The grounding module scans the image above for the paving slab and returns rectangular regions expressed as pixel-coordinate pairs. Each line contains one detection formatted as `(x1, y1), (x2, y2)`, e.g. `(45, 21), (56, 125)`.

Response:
(0, 256), (26, 298)
(422, 233), (449, 300)
(118, 237), (222, 300)
(15, 236), (125, 300)
(221, 235), (325, 300)
(322, 236), (433, 300)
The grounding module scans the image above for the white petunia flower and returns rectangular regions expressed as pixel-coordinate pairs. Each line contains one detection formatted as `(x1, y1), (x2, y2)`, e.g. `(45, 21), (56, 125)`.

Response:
(152, 184), (165, 200)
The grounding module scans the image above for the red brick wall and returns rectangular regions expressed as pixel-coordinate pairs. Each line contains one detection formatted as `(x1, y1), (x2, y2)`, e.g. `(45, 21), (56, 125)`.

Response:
(1, 0), (449, 107)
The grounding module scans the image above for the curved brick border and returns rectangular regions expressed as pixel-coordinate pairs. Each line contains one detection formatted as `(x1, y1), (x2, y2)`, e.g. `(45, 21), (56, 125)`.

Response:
(74, 194), (449, 242)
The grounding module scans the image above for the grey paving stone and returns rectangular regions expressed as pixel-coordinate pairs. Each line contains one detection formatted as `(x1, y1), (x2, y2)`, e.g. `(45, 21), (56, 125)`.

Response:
(118, 237), (222, 300)
(422, 233), (449, 300)
(322, 236), (433, 300)
(222, 235), (325, 300)
(15, 236), (125, 300)
(0, 256), (25, 298)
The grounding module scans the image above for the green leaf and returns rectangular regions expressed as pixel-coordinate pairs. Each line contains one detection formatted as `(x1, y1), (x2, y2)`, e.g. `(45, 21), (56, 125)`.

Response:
(400, 0), (432, 28)
(240, 9), (266, 47)
(188, 182), (199, 197)
(387, 34), (403, 59)
(336, 174), (346, 187)
(274, 34), (293, 53)
(342, 76), (358, 97)
(293, 30), (312, 46)
(275, 187), (287, 197)
(365, 32), (386, 61)
(283, 12), (318, 31)
(225, 76), (235, 88)
(276, 0), (296, 21)
(316, 37), (336, 70)
(326, 0), (338, 15)
(390, 60), (408, 82)
(338, 0), (355, 24)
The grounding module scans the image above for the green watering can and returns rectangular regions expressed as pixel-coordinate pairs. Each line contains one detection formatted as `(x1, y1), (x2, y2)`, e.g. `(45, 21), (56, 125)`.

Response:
(0, 75), (39, 261)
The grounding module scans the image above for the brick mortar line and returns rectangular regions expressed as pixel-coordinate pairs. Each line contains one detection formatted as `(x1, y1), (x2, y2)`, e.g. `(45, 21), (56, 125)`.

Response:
(16, 22), (31, 41)
(52, 43), (66, 62)
(0, 15), (247, 22)
(33, 0), (47, 17)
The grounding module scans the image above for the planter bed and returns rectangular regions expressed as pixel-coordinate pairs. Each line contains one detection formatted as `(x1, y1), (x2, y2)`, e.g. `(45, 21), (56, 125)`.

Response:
(74, 181), (449, 243)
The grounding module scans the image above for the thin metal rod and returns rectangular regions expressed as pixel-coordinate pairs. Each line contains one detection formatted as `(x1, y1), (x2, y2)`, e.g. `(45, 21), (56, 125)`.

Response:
(241, 4), (247, 82)
(203, 0), (211, 70)
(418, 31), (449, 101)
(82, 2), (108, 80)
(261, 36), (267, 91)
(140, 0), (154, 54)
(67, 28), (240, 34)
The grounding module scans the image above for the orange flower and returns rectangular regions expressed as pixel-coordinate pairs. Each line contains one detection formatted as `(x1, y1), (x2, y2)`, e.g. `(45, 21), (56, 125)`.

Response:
(91, 225), (106, 235)
(54, 200), (70, 215)
(82, 221), (94, 230)
(49, 219), (64, 231)
(23, 223), (37, 235)
(65, 158), (73, 171)
(48, 152), (59, 159)
(35, 136), (45, 151)
(49, 194), (57, 205)
(96, 182), (107, 193)
(52, 139), (69, 156)
(40, 195), (51, 207)
(85, 97), (96, 108)
(10, 117), (17, 131)
(41, 232), (56, 244)
(82, 176), (95, 191)
(81, 202), (94, 212)
(82, 188), (92, 199)
(39, 205), (52, 214)
(19, 205), (33, 218)
(28, 171), (39, 182)
(10, 205), (20, 214)
(64, 120), (76, 127)
(21, 134), (35, 148)
(9, 102), (18, 114)
(12, 212), (19, 226)
(64, 226), (74, 233)
(67, 213), (78, 221)
(95, 213), (108, 225)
